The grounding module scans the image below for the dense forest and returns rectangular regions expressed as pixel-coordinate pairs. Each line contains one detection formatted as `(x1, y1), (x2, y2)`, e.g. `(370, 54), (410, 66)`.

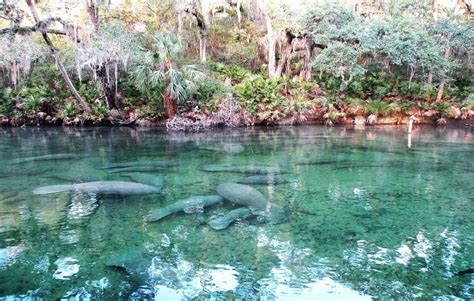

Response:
(0, 0), (473, 129)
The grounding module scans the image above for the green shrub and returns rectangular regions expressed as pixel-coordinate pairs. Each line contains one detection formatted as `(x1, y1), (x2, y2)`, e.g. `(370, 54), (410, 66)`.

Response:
(287, 96), (314, 113)
(91, 102), (109, 119)
(344, 97), (364, 106)
(194, 78), (227, 110)
(23, 96), (44, 115)
(77, 83), (101, 101)
(59, 101), (80, 118)
(461, 96), (473, 110)
(134, 104), (163, 118)
(18, 86), (53, 117)
(364, 100), (392, 116)
(397, 82), (424, 97)
(208, 61), (225, 73)
(300, 81), (318, 93)
(235, 75), (284, 114)
(397, 100), (415, 111)
(0, 88), (15, 118)
(25, 62), (64, 92)
(223, 64), (249, 82)
(432, 102), (450, 117)
(318, 74), (343, 92)
(208, 61), (250, 83)
(118, 77), (147, 106)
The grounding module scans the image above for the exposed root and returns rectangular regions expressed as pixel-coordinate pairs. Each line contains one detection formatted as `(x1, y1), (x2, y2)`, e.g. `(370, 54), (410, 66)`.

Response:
(166, 96), (244, 132)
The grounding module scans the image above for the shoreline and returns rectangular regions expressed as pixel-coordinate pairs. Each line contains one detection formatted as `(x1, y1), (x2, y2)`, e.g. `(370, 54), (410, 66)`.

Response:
(0, 115), (472, 128)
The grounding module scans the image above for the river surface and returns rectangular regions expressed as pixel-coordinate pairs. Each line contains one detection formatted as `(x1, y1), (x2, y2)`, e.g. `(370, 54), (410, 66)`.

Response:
(0, 126), (473, 300)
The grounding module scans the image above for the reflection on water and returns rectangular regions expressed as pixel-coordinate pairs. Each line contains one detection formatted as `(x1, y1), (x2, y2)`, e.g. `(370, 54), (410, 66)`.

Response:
(0, 126), (473, 300)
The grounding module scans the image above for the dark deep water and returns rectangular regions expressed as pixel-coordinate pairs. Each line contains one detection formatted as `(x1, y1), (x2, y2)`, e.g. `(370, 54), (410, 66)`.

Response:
(0, 126), (473, 300)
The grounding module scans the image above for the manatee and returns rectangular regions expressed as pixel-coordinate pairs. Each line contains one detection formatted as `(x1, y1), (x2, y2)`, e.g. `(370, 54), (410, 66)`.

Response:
(216, 183), (267, 210)
(295, 159), (340, 166)
(146, 195), (223, 222)
(123, 173), (163, 189)
(251, 202), (290, 224)
(200, 143), (245, 155)
(235, 175), (290, 185)
(33, 181), (161, 195)
(108, 166), (172, 173)
(0, 171), (42, 178)
(106, 250), (149, 283)
(11, 153), (84, 164)
(216, 182), (290, 224)
(101, 160), (178, 169)
(201, 164), (287, 175)
(208, 207), (252, 230)
(0, 191), (17, 202)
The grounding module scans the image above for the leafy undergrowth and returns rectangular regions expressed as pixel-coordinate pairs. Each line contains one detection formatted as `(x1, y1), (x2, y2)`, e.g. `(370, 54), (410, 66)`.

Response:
(1, 63), (472, 127)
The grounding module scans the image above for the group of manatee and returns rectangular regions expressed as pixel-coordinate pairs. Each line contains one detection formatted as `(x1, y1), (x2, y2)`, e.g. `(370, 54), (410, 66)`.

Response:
(28, 143), (291, 232)
(22, 145), (291, 285)
(17, 146), (474, 287)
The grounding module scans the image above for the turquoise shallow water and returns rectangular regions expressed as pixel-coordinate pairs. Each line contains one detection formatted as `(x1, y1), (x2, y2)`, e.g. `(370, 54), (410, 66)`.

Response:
(0, 126), (473, 300)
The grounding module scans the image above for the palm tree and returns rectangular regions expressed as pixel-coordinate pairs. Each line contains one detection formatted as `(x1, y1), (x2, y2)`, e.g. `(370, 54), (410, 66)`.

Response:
(131, 33), (202, 119)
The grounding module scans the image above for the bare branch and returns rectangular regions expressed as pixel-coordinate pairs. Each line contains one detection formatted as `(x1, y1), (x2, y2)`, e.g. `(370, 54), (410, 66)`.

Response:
(0, 26), (66, 35)
(146, 3), (158, 16)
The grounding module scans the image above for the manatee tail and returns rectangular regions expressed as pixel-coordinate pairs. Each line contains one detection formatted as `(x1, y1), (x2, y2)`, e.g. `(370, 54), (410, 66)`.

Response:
(145, 209), (172, 222)
(208, 207), (252, 230)
(33, 184), (74, 195)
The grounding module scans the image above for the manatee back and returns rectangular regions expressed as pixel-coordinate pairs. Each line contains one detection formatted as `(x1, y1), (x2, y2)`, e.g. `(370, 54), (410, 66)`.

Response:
(124, 173), (164, 189)
(33, 184), (74, 195)
(216, 183), (267, 209)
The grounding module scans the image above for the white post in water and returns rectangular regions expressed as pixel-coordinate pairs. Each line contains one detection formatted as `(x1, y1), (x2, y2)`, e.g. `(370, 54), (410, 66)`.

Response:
(407, 116), (415, 148)
(408, 116), (414, 133)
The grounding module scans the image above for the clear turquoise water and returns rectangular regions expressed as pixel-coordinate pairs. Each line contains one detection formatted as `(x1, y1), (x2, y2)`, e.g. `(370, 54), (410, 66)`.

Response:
(0, 126), (472, 300)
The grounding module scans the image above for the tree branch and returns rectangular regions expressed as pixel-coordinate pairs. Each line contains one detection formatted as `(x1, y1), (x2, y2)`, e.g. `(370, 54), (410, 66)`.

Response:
(0, 25), (66, 35)
(184, 7), (207, 36)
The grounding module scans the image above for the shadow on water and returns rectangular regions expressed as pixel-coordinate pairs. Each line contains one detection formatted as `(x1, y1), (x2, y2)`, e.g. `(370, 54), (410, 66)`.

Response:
(0, 125), (473, 300)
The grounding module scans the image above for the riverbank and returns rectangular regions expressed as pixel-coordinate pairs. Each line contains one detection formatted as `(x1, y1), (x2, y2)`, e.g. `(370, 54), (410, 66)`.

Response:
(0, 106), (472, 128)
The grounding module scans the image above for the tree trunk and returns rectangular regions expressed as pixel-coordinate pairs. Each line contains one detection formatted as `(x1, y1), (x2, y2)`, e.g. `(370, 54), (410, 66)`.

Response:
(267, 31), (276, 77)
(198, 0), (209, 24)
(236, 0), (241, 29)
(301, 35), (313, 82)
(198, 0), (208, 62)
(436, 78), (446, 103)
(163, 92), (176, 119)
(275, 41), (291, 77)
(96, 65), (119, 110)
(433, 0), (439, 22)
(425, 69), (433, 99)
(436, 46), (451, 103)
(178, 11), (184, 33)
(454, 0), (470, 16)
(186, 7), (208, 63)
(86, 0), (119, 110)
(163, 62), (176, 119)
(25, 0), (91, 113)
(257, 0), (275, 77)
(199, 34), (207, 63)
(86, 0), (100, 30)
(353, 0), (362, 14)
